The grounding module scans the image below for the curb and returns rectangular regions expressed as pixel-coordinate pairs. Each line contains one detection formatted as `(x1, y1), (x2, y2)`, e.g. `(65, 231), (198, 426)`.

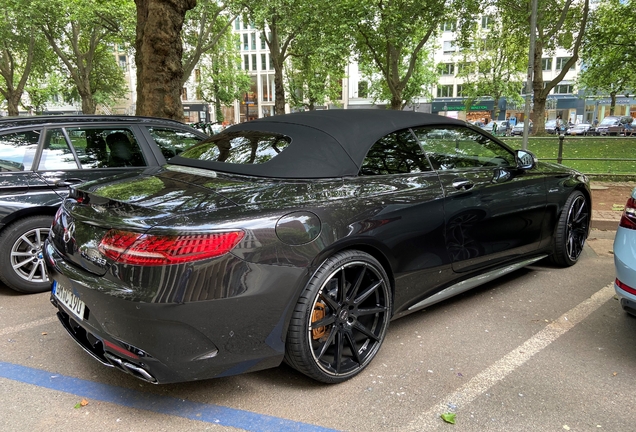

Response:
(591, 219), (619, 231)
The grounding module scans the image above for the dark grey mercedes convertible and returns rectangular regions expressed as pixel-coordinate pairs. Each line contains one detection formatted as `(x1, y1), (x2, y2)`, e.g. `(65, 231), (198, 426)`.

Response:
(45, 110), (590, 384)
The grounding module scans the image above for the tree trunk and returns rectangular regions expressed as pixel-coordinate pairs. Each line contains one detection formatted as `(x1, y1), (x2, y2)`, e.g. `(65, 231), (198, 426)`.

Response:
(135, 0), (197, 120)
(6, 92), (21, 116)
(610, 91), (616, 115)
(273, 60), (285, 114)
(390, 96), (402, 110)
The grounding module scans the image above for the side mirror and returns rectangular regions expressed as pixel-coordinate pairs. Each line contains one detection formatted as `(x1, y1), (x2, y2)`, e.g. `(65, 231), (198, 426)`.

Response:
(515, 149), (537, 170)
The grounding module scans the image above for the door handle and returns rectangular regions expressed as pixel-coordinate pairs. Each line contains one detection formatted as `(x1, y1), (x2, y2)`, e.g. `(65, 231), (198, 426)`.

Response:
(452, 179), (474, 190)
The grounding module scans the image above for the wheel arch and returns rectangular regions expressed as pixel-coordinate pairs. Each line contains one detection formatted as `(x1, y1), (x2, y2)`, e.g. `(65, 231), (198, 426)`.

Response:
(0, 205), (58, 233)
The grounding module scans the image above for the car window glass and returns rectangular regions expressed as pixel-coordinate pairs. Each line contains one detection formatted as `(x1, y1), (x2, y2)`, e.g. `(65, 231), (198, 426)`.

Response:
(359, 129), (431, 175)
(0, 130), (39, 171)
(66, 127), (146, 168)
(180, 131), (290, 164)
(412, 126), (515, 170)
(146, 127), (204, 159)
(38, 129), (78, 170)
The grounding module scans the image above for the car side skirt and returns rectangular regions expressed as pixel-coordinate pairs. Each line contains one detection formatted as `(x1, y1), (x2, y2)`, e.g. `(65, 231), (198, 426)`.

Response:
(406, 255), (548, 312)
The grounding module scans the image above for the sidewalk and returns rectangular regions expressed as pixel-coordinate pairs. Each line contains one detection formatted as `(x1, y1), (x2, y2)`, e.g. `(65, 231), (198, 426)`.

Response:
(590, 181), (635, 231)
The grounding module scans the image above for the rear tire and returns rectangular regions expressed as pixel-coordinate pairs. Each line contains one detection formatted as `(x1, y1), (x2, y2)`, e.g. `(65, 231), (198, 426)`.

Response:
(550, 191), (589, 267)
(284, 250), (391, 383)
(0, 215), (53, 293)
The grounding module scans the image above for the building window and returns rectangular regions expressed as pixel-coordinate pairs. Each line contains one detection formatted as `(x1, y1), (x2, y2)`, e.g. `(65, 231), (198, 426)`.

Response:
(243, 33), (249, 50)
(194, 68), (201, 82)
(261, 54), (267, 71)
(437, 85), (453, 97)
(261, 33), (266, 49)
(555, 84), (574, 94)
(443, 40), (456, 54)
(244, 54), (249, 70)
(196, 88), (202, 100)
(118, 55), (126, 70)
(556, 57), (574, 70)
(442, 21), (456, 32)
(181, 87), (188, 101)
(456, 84), (464, 97)
(481, 15), (493, 29)
(542, 58), (553, 71)
(251, 33), (256, 50)
(441, 63), (455, 75)
(234, 17), (240, 30)
(252, 54), (257, 71)
(457, 62), (472, 74)
(358, 81), (369, 98)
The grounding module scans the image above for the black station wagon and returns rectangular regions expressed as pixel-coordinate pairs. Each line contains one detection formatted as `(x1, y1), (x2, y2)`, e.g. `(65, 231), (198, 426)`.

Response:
(0, 115), (207, 293)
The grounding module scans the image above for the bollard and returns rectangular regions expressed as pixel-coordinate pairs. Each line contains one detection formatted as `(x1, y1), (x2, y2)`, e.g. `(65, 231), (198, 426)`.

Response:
(557, 133), (564, 164)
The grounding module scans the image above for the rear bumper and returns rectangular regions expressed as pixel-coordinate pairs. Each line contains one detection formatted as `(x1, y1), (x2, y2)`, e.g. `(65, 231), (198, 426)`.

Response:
(45, 240), (307, 384)
(614, 226), (636, 315)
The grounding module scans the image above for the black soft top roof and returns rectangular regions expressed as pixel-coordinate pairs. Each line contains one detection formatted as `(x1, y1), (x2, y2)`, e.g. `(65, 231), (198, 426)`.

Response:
(170, 110), (466, 178)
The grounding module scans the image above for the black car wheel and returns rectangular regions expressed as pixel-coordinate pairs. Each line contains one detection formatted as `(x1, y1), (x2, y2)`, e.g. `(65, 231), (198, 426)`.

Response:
(285, 250), (391, 383)
(0, 215), (52, 293)
(550, 191), (589, 267)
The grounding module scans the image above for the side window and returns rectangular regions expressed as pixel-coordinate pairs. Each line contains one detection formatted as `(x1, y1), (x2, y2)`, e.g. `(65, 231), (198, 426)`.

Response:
(359, 129), (431, 176)
(412, 126), (515, 170)
(0, 131), (39, 171)
(38, 129), (78, 170)
(146, 127), (204, 159)
(67, 128), (146, 168)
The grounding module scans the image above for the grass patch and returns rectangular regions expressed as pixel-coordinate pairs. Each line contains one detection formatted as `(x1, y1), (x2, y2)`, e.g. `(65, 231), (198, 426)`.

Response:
(502, 136), (636, 174)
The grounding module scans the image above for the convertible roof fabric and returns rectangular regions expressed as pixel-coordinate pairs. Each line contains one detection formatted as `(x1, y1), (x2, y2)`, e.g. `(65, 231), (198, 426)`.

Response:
(170, 109), (466, 179)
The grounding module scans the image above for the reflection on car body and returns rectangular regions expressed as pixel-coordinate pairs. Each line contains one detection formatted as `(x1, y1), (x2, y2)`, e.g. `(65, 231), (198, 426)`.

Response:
(45, 110), (591, 385)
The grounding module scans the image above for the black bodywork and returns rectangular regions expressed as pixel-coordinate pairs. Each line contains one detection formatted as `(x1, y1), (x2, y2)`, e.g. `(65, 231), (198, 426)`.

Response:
(45, 110), (591, 384)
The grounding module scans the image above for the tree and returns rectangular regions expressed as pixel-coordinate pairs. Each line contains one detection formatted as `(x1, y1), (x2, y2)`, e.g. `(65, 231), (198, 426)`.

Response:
(455, 15), (526, 122)
(578, 0), (636, 116)
(501, 0), (590, 134)
(135, 0), (197, 120)
(242, 0), (327, 114)
(0, 0), (50, 116)
(284, 23), (350, 111)
(347, 0), (479, 110)
(182, 0), (236, 86)
(197, 32), (252, 122)
(33, 0), (135, 115)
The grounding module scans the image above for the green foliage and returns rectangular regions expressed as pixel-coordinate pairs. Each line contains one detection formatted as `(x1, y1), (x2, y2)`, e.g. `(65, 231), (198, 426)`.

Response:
(578, 0), (636, 99)
(344, 0), (480, 109)
(454, 16), (526, 119)
(440, 412), (457, 424)
(30, 0), (136, 113)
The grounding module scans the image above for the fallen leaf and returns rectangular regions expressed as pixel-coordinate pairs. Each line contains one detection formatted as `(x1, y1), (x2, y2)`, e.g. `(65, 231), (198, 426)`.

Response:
(41, 332), (47, 335)
(74, 399), (89, 409)
(613, 372), (618, 376)
(441, 412), (456, 424)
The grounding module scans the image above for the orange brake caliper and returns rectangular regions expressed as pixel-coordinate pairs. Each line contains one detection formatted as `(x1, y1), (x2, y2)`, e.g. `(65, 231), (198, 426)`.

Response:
(312, 302), (327, 340)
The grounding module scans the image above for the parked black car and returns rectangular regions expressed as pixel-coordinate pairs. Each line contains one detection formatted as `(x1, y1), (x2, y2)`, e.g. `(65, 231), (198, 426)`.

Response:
(46, 110), (591, 385)
(0, 115), (207, 293)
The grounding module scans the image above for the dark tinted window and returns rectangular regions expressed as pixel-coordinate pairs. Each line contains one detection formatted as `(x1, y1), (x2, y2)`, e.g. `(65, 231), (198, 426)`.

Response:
(38, 129), (78, 170)
(179, 131), (290, 164)
(359, 129), (431, 175)
(146, 127), (203, 159)
(0, 130), (39, 171)
(67, 127), (146, 168)
(412, 126), (514, 170)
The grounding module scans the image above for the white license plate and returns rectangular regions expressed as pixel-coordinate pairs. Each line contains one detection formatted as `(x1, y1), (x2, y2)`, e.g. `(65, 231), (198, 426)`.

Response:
(53, 280), (86, 321)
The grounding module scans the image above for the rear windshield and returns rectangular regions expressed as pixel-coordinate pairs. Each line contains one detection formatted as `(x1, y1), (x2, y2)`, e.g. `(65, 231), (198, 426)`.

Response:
(179, 131), (291, 164)
(599, 117), (619, 126)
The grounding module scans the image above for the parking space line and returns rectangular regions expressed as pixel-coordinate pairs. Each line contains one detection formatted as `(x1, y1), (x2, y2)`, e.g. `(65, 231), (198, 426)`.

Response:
(0, 361), (339, 432)
(405, 282), (616, 430)
(0, 316), (57, 337)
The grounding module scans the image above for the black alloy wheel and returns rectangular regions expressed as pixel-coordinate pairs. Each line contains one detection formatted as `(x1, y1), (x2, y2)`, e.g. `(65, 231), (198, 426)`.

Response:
(0, 215), (52, 293)
(285, 250), (391, 383)
(550, 191), (589, 267)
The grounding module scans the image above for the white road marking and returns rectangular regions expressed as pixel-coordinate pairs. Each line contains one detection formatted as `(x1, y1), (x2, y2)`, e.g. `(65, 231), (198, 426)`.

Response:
(0, 316), (58, 337)
(405, 282), (616, 430)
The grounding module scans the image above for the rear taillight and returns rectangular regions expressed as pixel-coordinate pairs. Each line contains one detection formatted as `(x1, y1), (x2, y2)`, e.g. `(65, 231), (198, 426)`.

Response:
(616, 278), (636, 296)
(619, 197), (636, 230)
(98, 230), (244, 266)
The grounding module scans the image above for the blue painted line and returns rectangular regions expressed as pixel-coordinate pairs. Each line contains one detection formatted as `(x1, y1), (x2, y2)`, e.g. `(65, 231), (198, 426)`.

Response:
(0, 362), (339, 432)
